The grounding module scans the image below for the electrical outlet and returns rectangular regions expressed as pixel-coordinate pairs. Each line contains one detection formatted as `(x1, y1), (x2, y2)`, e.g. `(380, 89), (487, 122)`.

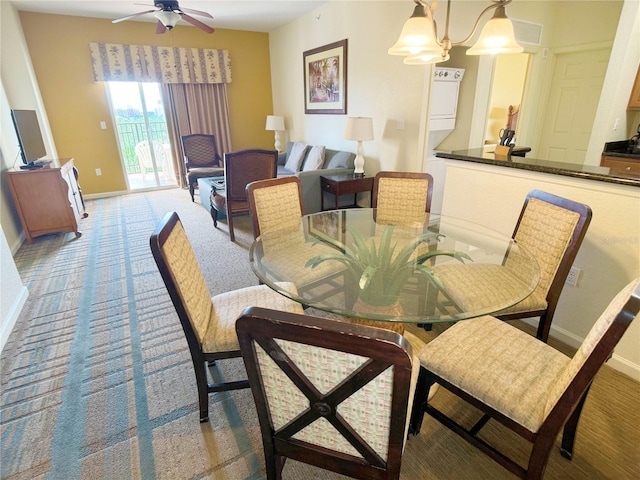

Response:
(95, 168), (102, 176)
(566, 267), (581, 287)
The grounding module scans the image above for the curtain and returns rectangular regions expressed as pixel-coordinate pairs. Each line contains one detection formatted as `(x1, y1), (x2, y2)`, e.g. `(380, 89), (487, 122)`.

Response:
(89, 43), (232, 84)
(162, 83), (233, 188)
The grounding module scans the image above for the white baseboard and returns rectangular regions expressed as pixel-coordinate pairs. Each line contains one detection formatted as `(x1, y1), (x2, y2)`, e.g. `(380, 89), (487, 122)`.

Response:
(83, 190), (128, 200)
(0, 285), (29, 353)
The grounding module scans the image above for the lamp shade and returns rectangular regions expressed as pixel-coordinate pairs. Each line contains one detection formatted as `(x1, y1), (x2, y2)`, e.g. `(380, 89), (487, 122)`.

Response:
(344, 117), (374, 141)
(388, 4), (442, 56)
(265, 115), (285, 131)
(155, 10), (180, 28)
(466, 6), (523, 55)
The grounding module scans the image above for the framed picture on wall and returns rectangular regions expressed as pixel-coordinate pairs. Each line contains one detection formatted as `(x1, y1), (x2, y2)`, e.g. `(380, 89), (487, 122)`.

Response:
(303, 39), (348, 115)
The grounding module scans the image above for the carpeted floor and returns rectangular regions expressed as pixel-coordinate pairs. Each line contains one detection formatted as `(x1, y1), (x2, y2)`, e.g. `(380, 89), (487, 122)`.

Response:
(1, 187), (639, 480)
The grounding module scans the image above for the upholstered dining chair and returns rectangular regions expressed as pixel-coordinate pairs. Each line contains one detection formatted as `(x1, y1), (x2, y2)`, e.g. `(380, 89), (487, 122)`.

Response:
(211, 149), (277, 242)
(409, 278), (640, 480)
(181, 134), (224, 202)
(246, 176), (347, 305)
(149, 211), (304, 423)
(236, 306), (420, 480)
(433, 189), (592, 342)
(372, 171), (434, 226)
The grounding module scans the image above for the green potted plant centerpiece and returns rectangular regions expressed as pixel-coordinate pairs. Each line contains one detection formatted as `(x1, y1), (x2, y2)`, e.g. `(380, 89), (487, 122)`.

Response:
(305, 225), (472, 309)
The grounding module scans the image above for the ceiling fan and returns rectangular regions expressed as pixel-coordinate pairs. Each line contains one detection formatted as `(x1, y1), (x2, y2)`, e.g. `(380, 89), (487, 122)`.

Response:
(112, 1), (215, 34)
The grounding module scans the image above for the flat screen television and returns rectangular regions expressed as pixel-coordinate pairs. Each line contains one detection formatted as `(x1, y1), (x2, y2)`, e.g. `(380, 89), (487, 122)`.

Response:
(11, 109), (47, 166)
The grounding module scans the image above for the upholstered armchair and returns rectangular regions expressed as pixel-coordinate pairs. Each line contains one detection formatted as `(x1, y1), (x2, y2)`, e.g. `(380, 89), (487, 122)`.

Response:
(181, 134), (224, 201)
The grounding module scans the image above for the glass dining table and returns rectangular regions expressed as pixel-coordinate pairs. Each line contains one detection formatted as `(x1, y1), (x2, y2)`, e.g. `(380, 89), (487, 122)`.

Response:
(249, 208), (540, 330)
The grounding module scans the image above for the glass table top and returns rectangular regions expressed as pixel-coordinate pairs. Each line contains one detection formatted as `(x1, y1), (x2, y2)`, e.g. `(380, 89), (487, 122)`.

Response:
(250, 209), (540, 326)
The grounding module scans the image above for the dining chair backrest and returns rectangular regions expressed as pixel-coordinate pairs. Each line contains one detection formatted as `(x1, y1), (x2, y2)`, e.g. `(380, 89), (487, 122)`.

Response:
(236, 306), (418, 479)
(503, 189), (592, 341)
(151, 212), (213, 349)
(372, 171), (433, 226)
(246, 176), (304, 239)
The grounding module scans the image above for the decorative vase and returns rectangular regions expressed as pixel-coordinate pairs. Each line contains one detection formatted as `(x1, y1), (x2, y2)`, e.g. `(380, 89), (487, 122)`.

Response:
(349, 297), (405, 334)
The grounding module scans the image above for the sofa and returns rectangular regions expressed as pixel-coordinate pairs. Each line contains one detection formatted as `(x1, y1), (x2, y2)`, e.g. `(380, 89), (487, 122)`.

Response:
(276, 142), (356, 214)
(196, 142), (356, 216)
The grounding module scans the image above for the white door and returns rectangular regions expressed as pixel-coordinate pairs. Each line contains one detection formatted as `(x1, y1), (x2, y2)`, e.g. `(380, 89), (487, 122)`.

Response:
(537, 48), (610, 164)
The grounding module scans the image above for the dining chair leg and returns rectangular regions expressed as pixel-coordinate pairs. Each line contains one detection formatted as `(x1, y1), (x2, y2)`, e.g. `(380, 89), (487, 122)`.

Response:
(409, 367), (432, 436)
(560, 384), (591, 460)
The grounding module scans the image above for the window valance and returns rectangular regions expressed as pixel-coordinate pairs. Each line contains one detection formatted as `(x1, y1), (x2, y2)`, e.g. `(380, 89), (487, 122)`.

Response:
(89, 43), (232, 84)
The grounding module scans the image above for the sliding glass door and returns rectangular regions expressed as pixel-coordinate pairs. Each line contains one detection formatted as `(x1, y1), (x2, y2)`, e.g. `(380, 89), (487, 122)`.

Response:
(107, 82), (177, 190)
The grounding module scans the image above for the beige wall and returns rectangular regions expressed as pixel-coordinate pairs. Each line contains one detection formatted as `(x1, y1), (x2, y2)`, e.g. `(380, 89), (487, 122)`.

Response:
(17, 11), (275, 196)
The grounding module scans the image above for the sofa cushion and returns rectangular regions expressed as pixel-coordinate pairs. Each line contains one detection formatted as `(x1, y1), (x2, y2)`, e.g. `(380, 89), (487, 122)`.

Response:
(284, 142), (308, 172)
(302, 145), (326, 171)
(326, 150), (354, 169)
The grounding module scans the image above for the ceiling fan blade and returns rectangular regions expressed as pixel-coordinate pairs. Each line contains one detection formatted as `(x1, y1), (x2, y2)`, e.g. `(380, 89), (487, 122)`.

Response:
(156, 20), (167, 34)
(178, 7), (214, 19)
(180, 14), (215, 34)
(112, 9), (158, 24)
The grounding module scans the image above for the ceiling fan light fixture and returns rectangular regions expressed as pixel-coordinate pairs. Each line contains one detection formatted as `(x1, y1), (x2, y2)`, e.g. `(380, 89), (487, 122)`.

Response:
(155, 10), (181, 29)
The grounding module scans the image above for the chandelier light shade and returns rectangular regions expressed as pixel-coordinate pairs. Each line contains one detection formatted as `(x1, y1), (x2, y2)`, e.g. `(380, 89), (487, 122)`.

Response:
(344, 117), (374, 177)
(154, 10), (181, 29)
(265, 115), (285, 152)
(389, 0), (523, 65)
(388, 3), (442, 57)
(466, 4), (523, 55)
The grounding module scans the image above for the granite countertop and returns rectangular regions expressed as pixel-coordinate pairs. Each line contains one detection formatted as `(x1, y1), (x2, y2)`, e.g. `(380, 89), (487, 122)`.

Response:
(435, 148), (640, 188)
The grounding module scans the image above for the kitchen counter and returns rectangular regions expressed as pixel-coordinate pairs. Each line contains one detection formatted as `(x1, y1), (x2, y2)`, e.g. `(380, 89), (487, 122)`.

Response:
(435, 148), (640, 187)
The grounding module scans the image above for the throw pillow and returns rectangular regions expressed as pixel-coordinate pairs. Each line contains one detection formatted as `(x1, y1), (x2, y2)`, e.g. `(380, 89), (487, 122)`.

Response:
(326, 151), (354, 169)
(302, 146), (326, 171)
(284, 142), (308, 172)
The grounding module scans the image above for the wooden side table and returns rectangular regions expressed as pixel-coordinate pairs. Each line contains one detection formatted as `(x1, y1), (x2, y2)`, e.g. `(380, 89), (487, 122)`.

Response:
(320, 174), (374, 211)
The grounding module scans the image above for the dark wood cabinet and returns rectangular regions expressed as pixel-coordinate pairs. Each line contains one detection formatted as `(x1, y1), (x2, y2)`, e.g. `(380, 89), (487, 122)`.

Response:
(600, 154), (640, 179)
(4, 158), (87, 243)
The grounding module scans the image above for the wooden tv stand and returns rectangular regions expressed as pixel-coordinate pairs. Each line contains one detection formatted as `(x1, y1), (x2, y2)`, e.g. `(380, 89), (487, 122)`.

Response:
(4, 158), (88, 243)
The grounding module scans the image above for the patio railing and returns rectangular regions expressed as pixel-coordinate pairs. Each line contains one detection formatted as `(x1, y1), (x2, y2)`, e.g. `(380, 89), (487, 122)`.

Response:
(115, 121), (170, 174)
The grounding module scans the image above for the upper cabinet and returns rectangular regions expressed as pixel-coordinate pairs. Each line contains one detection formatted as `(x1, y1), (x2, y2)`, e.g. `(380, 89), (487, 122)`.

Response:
(629, 67), (640, 110)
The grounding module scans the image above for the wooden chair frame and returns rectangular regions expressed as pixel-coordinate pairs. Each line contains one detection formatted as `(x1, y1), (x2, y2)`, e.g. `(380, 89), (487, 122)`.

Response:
(211, 149), (277, 241)
(246, 176), (347, 305)
(236, 307), (415, 480)
(181, 134), (223, 202)
(409, 282), (640, 480)
(149, 212), (249, 422)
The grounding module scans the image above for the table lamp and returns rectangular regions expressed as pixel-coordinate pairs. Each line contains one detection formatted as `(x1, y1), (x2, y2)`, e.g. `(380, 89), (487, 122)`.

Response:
(344, 117), (373, 177)
(265, 115), (285, 152)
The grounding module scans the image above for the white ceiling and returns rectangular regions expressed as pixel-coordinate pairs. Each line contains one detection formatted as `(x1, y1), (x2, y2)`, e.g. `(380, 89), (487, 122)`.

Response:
(9, 1), (328, 33)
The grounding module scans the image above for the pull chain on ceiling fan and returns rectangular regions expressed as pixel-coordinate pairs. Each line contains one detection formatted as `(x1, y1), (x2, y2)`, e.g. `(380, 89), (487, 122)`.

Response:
(112, 1), (215, 34)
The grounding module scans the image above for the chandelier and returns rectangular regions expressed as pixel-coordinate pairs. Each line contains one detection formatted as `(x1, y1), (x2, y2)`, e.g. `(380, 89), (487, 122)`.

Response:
(389, 0), (523, 65)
